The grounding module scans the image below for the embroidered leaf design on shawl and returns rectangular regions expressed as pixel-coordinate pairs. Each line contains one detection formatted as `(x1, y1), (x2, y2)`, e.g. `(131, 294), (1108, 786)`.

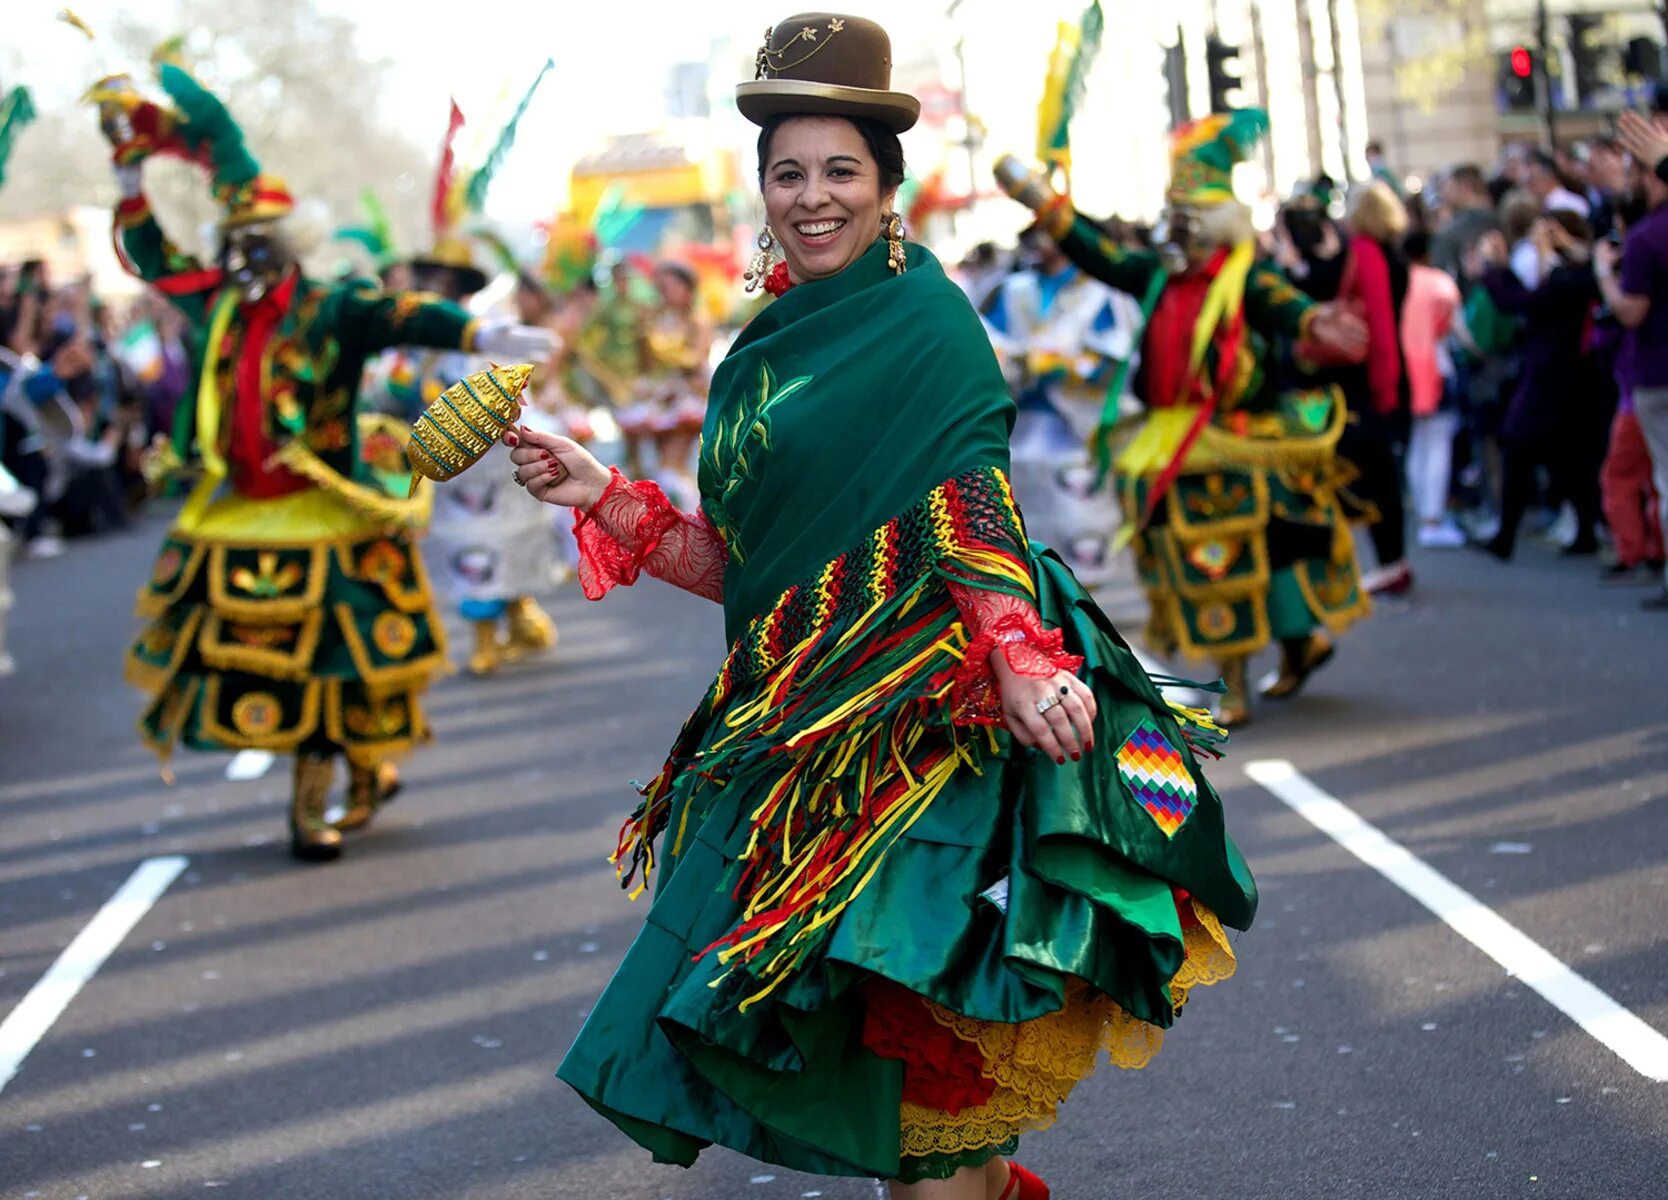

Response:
(702, 360), (812, 563)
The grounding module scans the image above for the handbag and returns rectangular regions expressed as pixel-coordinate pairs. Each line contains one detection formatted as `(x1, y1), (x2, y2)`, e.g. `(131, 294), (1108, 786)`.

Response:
(1299, 241), (1369, 367)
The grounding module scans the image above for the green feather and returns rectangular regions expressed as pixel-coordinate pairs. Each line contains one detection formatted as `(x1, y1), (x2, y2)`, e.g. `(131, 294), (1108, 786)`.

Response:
(1192, 108), (1270, 174)
(0, 86), (38, 190)
(463, 59), (553, 214)
(359, 189), (394, 257)
(470, 227), (524, 277)
(335, 227), (391, 260)
(1042, 1), (1104, 162)
(1059, 2), (1104, 141)
(591, 184), (644, 248)
(158, 63), (260, 189)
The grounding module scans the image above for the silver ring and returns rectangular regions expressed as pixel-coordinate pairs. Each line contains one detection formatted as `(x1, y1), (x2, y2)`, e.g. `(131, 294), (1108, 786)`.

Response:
(512, 470), (524, 487)
(1035, 695), (1062, 716)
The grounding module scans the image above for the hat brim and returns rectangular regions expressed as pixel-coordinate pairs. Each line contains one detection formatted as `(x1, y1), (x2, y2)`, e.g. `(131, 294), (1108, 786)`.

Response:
(219, 202), (293, 230)
(410, 258), (490, 295)
(737, 80), (920, 134)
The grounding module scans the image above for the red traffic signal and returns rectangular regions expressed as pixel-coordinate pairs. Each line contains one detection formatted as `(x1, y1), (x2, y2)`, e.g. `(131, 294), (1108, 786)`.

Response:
(1510, 45), (1533, 78)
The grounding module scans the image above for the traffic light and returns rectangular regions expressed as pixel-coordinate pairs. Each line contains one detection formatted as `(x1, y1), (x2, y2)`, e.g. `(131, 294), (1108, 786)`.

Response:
(1567, 15), (1602, 104)
(1500, 45), (1536, 110)
(1624, 37), (1663, 80)
(1205, 36), (1242, 114)
(1162, 39), (1190, 131)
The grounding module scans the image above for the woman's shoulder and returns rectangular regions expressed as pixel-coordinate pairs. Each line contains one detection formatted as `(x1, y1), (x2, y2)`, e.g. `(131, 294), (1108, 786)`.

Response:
(896, 249), (992, 340)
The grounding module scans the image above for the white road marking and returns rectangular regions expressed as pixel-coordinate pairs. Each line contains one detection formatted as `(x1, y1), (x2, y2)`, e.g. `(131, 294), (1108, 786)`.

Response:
(0, 856), (189, 1094)
(225, 750), (275, 781)
(1244, 759), (1668, 1083)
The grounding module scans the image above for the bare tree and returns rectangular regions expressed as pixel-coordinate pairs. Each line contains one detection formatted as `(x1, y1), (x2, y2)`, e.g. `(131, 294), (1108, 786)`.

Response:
(1, 0), (430, 264)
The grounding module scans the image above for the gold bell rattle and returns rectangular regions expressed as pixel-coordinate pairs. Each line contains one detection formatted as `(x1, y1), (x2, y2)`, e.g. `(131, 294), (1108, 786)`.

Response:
(406, 363), (535, 493)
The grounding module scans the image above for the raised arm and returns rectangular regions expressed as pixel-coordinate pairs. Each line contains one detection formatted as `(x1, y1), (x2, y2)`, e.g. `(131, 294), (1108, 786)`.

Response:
(330, 281), (559, 367)
(993, 155), (1163, 296)
(1049, 210), (1165, 297)
(113, 167), (216, 328)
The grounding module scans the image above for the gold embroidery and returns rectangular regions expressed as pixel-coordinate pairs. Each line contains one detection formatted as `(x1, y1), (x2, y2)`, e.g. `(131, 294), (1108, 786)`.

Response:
(372, 611), (417, 659)
(228, 551), (305, 598)
(231, 691), (284, 736)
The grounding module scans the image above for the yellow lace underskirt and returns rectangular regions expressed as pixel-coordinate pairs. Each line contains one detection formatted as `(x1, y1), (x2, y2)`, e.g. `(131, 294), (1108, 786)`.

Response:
(898, 899), (1237, 1161)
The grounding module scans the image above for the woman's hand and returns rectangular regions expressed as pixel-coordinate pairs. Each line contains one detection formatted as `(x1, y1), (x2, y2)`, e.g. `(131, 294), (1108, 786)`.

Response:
(503, 424), (612, 510)
(993, 654), (1098, 763)
(1617, 110), (1668, 176)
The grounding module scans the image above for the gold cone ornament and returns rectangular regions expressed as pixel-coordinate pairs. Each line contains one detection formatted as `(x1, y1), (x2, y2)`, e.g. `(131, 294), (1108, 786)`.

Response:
(406, 363), (535, 490)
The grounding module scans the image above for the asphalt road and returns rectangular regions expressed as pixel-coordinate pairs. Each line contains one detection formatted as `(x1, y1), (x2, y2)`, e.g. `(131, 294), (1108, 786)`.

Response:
(2, 507), (1665, 1200)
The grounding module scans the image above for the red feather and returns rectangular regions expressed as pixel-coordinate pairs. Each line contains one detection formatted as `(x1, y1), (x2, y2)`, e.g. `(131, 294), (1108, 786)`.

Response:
(431, 99), (465, 239)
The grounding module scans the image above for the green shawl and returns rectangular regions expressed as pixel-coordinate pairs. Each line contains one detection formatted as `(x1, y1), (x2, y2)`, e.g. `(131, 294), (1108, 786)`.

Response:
(700, 239), (1015, 640)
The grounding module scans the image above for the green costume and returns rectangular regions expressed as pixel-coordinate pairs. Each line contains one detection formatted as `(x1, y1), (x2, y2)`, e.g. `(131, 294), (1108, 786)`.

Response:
(1048, 212), (1370, 663)
(556, 240), (1256, 1182)
(106, 65), (482, 857)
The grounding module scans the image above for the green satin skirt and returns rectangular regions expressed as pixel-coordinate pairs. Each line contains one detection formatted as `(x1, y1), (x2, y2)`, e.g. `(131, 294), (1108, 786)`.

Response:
(557, 549), (1257, 1181)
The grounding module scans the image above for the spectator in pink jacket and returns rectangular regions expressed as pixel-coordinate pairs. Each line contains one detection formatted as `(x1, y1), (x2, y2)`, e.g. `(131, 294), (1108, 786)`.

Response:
(1400, 230), (1466, 547)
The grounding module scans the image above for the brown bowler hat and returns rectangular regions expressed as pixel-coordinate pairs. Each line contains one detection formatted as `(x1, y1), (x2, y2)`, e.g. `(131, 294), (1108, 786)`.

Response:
(736, 14), (920, 133)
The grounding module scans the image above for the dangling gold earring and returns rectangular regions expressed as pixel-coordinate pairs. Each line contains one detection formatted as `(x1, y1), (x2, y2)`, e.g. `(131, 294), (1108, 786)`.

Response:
(883, 212), (906, 275)
(744, 226), (777, 293)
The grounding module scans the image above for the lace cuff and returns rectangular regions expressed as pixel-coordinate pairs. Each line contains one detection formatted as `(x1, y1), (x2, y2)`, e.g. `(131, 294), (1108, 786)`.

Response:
(573, 467), (726, 602)
(945, 583), (1083, 725)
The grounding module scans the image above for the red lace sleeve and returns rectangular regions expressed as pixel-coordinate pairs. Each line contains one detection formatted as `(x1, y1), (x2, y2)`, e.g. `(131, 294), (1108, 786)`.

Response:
(944, 581), (1083, 726)
(573, 467), (727, 603)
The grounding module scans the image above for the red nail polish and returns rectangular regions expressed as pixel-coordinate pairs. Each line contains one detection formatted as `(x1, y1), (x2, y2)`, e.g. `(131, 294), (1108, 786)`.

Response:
(540, 450), (553, 460)
(1056, 756), (1066, 765)
(1071, 753), (1081, 762)
(504, 431), (519, 446)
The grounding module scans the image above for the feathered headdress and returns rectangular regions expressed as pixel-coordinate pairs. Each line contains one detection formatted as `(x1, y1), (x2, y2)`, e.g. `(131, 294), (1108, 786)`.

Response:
(85, 56), (293, 227)
(1035, 1), (1104, 180)
(1167, 109), (1268, 206)
(418, 59), (554, 292)
(0, 85), (37, 191)
(334, 188), (399, 269)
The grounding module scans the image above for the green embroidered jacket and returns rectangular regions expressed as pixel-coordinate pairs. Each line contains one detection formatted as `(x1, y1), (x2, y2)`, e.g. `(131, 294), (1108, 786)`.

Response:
(1051, 211), (1316, 414)
(116, 192), (479, 495)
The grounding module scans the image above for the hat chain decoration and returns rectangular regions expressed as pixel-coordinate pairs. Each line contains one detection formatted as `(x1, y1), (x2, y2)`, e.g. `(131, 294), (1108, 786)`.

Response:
(755, 18), (847, 80)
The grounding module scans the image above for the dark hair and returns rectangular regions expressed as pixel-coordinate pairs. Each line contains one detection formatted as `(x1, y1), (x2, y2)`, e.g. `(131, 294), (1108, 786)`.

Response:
(654, 260), (698, 292)
(1548, 208), (1592, 244)
(1448, 163), (1486, 194)
(756, 114), (906, 195)
(1403, 229), (1432, 262)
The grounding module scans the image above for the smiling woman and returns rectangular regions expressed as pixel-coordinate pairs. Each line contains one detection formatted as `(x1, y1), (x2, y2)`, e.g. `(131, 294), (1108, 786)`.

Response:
(757, 114), (906, 285)
(508, 13), (1258, 1200)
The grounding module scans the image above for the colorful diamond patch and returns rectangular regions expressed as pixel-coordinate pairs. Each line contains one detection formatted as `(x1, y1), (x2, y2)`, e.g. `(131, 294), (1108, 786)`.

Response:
(1116, 718), (1197, 838)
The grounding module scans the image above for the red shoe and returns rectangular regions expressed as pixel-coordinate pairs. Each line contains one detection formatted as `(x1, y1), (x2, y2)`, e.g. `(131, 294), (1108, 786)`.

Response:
(998, 1159), (1050, 1200)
